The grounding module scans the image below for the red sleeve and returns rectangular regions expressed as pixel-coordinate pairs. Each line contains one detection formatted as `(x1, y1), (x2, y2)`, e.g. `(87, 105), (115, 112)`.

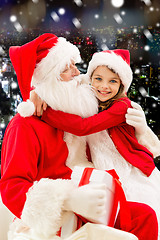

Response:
(0, 120), (40, 218)
(41, 98), (131, 136)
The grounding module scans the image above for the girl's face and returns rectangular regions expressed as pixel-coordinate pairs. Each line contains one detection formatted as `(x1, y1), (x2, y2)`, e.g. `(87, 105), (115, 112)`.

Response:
(91, 66), (121, 102)
(60, 61), (80, 82)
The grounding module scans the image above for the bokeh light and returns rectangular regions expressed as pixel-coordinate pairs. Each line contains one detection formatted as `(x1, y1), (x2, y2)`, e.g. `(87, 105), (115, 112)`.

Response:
(111, 0), (124, 8)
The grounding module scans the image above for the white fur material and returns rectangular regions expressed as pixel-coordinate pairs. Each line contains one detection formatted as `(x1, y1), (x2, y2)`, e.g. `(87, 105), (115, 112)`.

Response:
(8, 217), (61, 240)
(87, 51), (133, 92)
(18, 179), (74, 239)
(64, 133), (94, 169)
(17, 100), (35, 117)
(31, 37), (81, 87)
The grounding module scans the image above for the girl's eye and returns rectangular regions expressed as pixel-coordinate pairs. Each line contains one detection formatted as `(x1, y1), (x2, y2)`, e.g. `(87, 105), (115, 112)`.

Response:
(110, 79), (117, 83)
(95, 77), (102, 81)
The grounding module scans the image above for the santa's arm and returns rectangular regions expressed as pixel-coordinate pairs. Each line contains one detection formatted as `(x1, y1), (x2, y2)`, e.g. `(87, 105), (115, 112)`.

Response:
(41, 98), (130, 136)
(0, 122), (74, 238)
(126, 101), (160, 158)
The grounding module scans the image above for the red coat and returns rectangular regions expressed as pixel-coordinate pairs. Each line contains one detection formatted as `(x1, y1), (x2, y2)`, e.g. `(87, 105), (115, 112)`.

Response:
(0, 114), (72, 218)
(41, 97), (155, 177)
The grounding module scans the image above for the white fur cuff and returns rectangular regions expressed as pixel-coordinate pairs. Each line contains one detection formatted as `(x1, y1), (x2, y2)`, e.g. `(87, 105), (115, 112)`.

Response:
(21, 178), (74, 239)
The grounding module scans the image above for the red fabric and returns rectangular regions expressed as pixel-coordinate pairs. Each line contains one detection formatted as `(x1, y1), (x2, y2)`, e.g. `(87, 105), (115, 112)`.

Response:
(0, 114), (72, 218)
(9, 33), (58, 101)
(41, 97), (155, 176)
(115, 202), (158, 240)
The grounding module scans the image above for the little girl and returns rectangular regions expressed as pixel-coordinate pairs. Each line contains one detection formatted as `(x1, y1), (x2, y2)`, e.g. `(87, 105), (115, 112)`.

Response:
(39, 49), (160, 238)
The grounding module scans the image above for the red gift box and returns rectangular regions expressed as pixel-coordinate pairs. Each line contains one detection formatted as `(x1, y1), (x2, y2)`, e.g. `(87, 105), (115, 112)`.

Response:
(60, 167), (131, 238)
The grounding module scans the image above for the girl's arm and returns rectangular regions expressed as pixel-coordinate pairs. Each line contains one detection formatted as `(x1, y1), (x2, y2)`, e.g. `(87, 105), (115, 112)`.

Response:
(30, 90), (47, 116)
(41, 98), (130, 136)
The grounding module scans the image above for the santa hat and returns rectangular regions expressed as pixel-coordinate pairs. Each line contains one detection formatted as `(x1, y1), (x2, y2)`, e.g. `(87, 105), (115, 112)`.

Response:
(87, 49), (133, 92)
(9, 33), (81, 101)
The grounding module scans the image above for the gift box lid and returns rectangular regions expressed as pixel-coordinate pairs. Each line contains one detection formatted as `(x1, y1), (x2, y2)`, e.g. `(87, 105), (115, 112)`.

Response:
(71, 166), (115, 193)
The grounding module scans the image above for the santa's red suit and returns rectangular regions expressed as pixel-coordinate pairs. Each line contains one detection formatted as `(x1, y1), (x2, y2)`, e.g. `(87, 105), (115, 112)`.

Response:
(0, 34), (158, 240)
(0, 114), (73, 236)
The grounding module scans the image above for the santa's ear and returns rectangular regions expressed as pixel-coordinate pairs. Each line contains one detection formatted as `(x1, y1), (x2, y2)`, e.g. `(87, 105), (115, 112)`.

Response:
(17, 100), (35, 117)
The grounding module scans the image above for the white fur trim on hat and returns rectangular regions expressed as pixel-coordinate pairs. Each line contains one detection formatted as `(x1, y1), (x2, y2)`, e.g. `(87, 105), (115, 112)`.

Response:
(31, 37), (81, 87)
(87, 51), (133, 92)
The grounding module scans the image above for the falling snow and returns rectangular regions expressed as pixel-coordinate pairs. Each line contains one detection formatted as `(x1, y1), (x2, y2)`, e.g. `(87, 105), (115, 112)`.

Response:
(51, 11), (60, 22)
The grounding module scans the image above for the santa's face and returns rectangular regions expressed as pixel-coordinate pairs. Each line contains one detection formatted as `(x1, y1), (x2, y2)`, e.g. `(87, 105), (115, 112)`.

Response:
(60, 61), (80, 82)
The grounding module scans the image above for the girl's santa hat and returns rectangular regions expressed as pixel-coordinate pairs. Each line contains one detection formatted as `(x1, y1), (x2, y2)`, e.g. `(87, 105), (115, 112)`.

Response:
(9, 33), (81, 101)
(87, 49), (133, 92)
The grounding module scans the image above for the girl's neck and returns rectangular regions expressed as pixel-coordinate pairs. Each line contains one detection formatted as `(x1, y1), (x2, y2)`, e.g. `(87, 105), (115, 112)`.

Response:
(98, 93), (127, 112)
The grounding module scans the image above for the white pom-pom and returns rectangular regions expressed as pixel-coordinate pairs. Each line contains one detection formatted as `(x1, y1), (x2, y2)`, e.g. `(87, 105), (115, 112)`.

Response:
(17, 100), (35, 117)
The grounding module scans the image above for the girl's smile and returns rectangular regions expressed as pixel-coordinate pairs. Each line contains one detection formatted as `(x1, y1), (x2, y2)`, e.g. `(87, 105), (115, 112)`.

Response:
(97, 90), (112, 96)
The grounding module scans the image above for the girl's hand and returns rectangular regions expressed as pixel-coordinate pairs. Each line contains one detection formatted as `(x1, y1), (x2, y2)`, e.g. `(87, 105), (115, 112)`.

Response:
(125, 101), (148, 135)
(30, 90), (47, 116)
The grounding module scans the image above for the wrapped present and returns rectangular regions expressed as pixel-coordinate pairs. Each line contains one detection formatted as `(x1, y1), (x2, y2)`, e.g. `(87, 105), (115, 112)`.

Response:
(71, 166), (115, 225)
(61, 167), (131, 239)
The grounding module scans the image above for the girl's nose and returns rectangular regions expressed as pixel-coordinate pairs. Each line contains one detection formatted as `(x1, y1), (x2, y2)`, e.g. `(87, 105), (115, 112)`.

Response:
(101, 82), (109, 89)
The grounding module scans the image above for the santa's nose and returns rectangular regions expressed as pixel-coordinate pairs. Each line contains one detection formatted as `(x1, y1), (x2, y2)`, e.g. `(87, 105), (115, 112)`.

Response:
(73, 66), (80, 76)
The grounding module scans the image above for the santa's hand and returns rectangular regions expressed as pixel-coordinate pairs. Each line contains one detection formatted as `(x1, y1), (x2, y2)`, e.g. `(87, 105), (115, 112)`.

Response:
(64, 184), (106, 222)
(30, 90), (47, 116)
(125, 101), (148, 135)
